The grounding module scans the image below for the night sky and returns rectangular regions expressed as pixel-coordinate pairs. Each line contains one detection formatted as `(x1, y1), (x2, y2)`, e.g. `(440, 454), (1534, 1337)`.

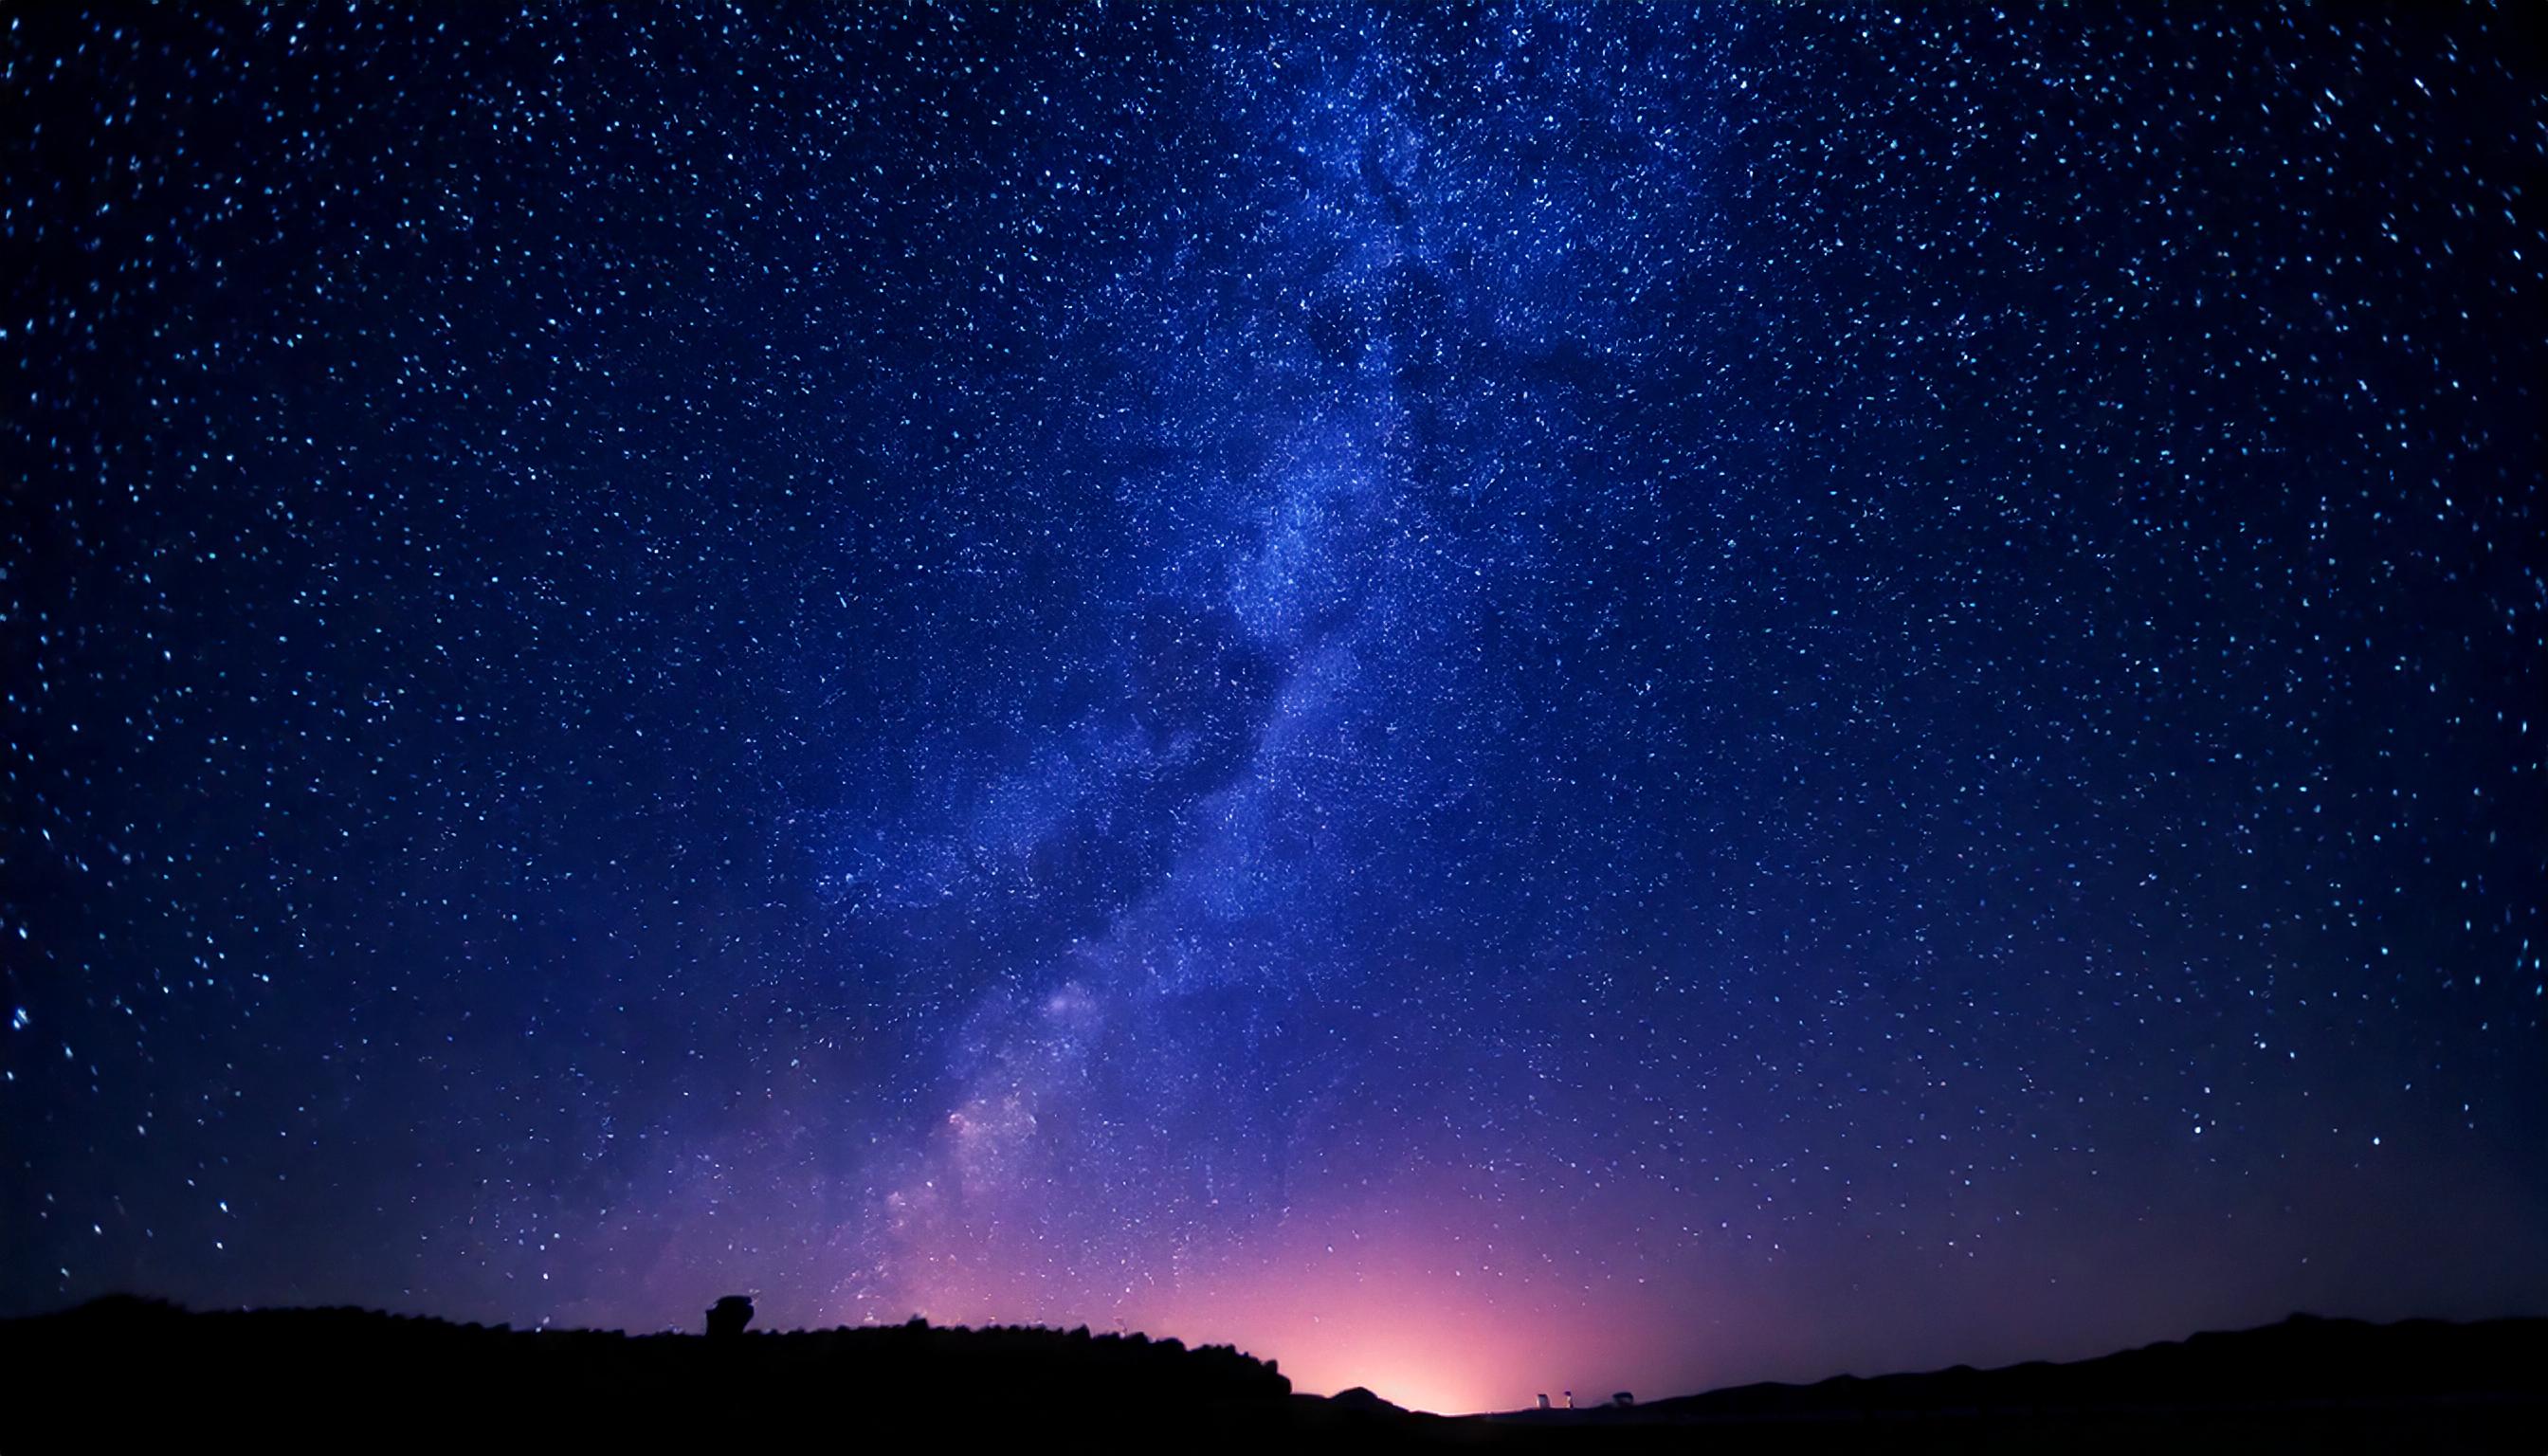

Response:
(5, 3), (2544, 1416)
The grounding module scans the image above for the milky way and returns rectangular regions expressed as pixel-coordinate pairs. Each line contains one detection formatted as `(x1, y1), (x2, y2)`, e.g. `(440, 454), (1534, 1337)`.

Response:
(4, 4), (2543, 1415)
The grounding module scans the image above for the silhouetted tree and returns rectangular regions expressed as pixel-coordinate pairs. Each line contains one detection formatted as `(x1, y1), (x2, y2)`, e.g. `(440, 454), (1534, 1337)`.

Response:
(705, 1295), (754, 1338)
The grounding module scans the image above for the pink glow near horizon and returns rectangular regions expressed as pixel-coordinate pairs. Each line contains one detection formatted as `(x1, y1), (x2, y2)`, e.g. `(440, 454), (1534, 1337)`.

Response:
(870, 1217), (1705, 1416)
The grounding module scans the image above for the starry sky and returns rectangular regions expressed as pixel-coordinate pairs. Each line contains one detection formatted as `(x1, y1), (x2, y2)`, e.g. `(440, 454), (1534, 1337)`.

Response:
(4, 2), (2544, 1416)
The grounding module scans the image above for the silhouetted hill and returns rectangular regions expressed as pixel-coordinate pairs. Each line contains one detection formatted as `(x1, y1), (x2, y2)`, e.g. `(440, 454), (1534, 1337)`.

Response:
(0, 1296), (1293, 1449)
(3, 1298), (2539, 1451)
(1578, 1312), (2542, 1422)
(1490, 1311), (2547, 1450)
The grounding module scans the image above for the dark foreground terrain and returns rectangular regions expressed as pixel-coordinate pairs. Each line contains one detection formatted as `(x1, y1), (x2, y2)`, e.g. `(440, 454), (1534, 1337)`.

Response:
(3, 1297), (2539, 1451)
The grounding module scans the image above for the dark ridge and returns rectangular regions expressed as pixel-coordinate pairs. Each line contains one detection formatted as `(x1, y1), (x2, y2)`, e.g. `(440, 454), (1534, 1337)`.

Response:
(1, 1295), (1293, 1448)
(1487, 1312), (2548, 1450)
(1493, 1311), (2547, 1426)
(5, 1298), (2541, 1452)
(4, 1294), (1292, 1403)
